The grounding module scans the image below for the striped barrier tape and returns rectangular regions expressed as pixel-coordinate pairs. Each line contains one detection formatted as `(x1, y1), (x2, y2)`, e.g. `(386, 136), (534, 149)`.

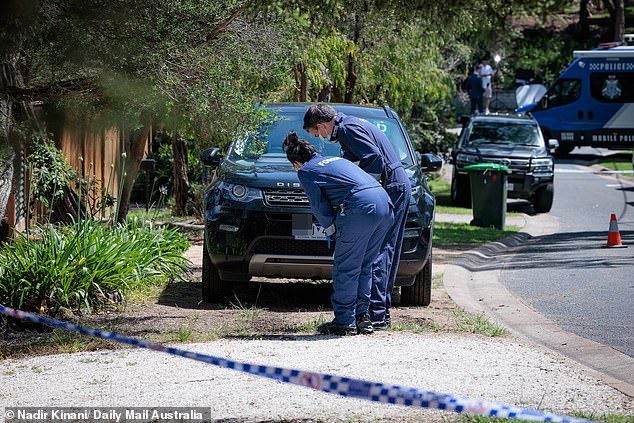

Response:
(0, 305), (597, 423)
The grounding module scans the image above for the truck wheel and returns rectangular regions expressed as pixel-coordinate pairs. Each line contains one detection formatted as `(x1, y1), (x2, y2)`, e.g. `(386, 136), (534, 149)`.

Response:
(400, 256), (432, 307)
(532, 183), (554, 213)
(202, 237), (226, 302)
(451, 169), (471, 207)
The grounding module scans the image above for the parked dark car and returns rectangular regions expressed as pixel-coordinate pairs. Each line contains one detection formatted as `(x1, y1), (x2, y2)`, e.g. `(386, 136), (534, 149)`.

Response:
(200, 103), (442, 306)
(450, 114), (558, 213)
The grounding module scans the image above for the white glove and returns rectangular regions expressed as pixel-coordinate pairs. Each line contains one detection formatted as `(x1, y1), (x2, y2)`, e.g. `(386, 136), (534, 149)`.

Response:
(324, 224), (336, 236)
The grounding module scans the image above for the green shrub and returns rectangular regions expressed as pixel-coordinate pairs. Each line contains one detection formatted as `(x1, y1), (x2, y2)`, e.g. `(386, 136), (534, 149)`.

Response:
(0, 218), (190, 313)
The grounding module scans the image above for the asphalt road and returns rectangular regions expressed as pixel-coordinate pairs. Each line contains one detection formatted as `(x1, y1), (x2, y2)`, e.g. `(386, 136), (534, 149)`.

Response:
(500, 149), (634, 358)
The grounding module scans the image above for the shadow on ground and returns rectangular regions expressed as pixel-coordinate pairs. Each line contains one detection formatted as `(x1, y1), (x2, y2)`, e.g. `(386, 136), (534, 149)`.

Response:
(453, 229), (633, 273)
(157, 279), (334, 311)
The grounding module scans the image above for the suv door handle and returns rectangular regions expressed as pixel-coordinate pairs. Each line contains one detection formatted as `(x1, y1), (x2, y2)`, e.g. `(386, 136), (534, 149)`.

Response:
(578, 110), (584, 120)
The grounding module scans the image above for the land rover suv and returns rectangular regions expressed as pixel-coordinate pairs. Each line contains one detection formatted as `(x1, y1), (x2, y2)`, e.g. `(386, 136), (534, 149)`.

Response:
(450, 114), (557, 213)
(200, 103), (442, 306)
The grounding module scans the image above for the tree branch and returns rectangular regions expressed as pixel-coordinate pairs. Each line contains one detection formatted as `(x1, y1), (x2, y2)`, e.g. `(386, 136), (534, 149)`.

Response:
(205, 8), (242, 44)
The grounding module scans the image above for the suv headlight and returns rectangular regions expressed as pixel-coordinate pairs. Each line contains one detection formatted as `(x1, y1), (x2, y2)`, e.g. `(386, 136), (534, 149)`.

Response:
(455, 153), (479, 165)
(217, 182), (263, 202)
(530, 157), (554, 173)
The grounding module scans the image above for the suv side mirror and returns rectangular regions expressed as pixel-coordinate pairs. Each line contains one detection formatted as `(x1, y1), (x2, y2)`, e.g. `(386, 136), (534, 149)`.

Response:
(419, 153), (443, 172)
(547, 139), (559, 149)
(200, 147), (223, 168)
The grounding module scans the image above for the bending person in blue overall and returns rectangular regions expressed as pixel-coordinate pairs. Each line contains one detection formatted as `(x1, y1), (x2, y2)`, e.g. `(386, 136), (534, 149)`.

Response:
(304, 104), (411, 330)
(282, 131), (393, 336)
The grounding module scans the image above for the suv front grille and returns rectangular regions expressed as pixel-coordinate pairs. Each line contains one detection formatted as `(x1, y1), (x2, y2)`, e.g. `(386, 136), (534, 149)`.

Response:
(480, 157), (530, 171)
(264, 188), (309, 207)
(249, 238), (334, 256)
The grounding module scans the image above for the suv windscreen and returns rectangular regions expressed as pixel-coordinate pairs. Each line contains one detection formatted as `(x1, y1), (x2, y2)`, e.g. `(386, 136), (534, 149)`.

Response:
(467, 121), (543, 146)
(228, 112), (414, 166)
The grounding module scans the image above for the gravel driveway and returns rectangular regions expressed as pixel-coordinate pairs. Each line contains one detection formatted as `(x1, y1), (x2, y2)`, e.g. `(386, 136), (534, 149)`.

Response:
(1, 330), (632, 422)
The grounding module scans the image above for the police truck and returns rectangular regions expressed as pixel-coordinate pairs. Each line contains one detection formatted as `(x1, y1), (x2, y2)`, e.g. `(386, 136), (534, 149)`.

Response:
(516, 36), (634, 155)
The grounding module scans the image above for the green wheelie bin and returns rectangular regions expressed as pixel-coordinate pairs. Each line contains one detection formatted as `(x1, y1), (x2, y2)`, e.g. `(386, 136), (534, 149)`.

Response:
(464, 163), (509, 229)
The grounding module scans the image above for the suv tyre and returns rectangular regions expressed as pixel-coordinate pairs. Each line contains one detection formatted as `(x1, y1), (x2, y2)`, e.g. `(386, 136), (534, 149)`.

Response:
(400, 256), (432, 307)
(532, 183), (554, 213)
(202, 237), (226, 302)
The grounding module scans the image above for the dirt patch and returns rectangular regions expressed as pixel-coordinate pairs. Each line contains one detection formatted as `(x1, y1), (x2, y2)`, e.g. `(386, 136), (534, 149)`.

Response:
(0, 246), (473, 357)
(92, 246), (465, 339)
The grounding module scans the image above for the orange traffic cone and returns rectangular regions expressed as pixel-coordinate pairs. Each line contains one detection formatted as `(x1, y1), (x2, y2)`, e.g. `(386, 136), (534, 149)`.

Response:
(603, 213), (627, 248)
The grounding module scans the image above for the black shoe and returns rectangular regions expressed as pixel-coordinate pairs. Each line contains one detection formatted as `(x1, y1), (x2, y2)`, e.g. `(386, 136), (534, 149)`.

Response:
(371, 309), (391, 330)
(355, 313), (374, 335)
(316, 321), (357, 336)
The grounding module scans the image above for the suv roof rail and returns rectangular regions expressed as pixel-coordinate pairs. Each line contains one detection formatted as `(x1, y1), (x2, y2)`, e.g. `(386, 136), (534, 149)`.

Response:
(382, 104), (392, 118)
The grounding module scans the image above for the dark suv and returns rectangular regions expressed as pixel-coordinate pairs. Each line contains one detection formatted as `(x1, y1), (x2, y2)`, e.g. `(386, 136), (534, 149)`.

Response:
(200, 103), (442, 306)
(450, 114), (557, 213)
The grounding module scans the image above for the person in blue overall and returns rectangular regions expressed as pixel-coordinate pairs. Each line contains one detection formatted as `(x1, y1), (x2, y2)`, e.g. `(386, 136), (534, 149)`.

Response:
(303, 104), (411, 330)
(282, 131), (393, 336)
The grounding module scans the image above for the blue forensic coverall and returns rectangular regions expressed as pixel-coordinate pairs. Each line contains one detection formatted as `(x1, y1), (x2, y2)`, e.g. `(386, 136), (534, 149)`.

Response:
(331, 112), (411, 323)
(297, 154), (393, 326)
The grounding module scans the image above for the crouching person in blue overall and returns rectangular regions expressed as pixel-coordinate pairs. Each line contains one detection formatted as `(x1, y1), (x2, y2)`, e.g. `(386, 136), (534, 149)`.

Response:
(282, 131), (393, 336)
(304, 104), (411, 330)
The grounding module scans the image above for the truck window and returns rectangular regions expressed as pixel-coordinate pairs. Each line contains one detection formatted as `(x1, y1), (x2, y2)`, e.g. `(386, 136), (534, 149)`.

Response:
(539, 78), (581, 109)
(590, 73), (634, 103)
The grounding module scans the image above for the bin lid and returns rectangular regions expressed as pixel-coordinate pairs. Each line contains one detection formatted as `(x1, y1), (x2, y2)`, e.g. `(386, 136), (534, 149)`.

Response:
(464, 163), (509, 172)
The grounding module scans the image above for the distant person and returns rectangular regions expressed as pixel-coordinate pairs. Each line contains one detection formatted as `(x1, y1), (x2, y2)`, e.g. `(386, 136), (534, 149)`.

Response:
(465, 64), (484, 114)
(282, 131), (393, 336)
(303, 103), (410, 331)
(481, 58), (494, 113)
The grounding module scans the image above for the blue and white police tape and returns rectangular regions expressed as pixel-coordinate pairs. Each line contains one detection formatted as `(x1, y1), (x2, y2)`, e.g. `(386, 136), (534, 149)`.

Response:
(0, 305), (597, 423)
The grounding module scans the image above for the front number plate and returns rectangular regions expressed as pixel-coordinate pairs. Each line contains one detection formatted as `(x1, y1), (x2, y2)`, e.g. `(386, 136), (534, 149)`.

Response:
(294, 223), (326, 240)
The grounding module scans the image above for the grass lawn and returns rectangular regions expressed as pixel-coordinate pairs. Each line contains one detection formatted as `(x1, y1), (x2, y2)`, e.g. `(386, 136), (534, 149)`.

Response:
(428, 176), (523, 216)
(127, 207), (200, 223)
(597, 151), (634, 178)
(434, 221), (520, 248)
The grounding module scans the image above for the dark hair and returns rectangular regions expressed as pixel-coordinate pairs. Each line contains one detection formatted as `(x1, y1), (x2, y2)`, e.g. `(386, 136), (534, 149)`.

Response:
(282, 131), (317, 164)
(303, 103), (336, 130)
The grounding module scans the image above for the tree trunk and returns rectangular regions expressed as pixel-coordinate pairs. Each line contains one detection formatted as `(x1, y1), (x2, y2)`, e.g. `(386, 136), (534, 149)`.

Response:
(317, 63), (332, 102)
(1, 58), (21, 240)
(293, 62), (308, 102)
(332, 87), (344, 103)
(116, 119), (151, 224)
(602, 0), (625, 41)
(345, 13), (363, 104)
(614, 0), (625, 41)
(172, 134), (190, 217)
(578, 0), (591, 37)
(0, 147), (14, 242)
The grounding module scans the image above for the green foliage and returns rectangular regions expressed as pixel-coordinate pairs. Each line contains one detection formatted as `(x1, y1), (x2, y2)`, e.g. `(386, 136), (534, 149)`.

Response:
(4, 0), (294, 149)
(27, 138), (74, 211)
(0, 218), (190, 313)
(510, 29), (592, 85)
(302, 34), (358, 100)
(27, 140), (115, 224)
